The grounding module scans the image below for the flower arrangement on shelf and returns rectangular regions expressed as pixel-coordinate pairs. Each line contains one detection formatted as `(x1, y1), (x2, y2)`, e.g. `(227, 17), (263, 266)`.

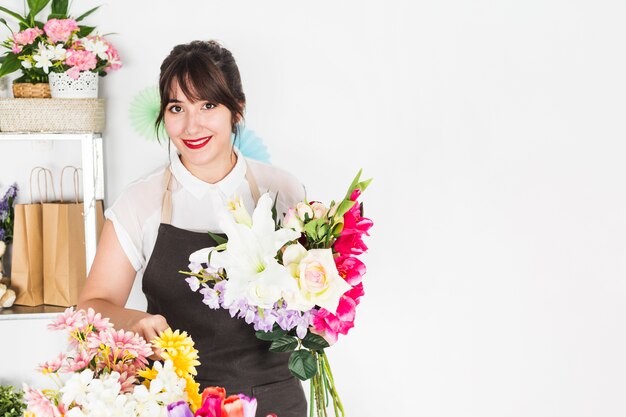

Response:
(0, 0), (121, 86)
(23, 308), (258, 417)
(182, 170), (373, 417)
(0, 183), (18, 244)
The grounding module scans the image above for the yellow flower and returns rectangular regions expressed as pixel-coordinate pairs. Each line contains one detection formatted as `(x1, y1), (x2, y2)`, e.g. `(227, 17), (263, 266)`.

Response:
(137, 366), (158, 382)
(162, 345), (200, 377)
(152, 328), (194, 351)
(152, 328), (200, 377)
(183, 373), (202, 412)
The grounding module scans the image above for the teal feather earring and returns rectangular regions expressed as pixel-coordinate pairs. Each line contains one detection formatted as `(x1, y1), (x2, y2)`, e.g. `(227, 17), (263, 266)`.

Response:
(129, 85), (272, 163)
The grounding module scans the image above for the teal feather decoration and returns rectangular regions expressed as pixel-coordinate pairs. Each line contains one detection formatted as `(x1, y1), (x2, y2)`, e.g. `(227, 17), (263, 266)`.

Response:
(129, 85), (167, 141)
(232, 127), (271, 163)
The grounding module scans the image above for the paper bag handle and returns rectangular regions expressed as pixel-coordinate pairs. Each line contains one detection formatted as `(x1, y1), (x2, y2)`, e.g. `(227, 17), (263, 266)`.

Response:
(60, 166), (82, 204)
(29, 167), (56, 204)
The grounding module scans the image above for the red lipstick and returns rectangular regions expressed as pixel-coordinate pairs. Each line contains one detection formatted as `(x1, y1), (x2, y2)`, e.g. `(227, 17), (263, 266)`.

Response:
(182, 136), (212, 150)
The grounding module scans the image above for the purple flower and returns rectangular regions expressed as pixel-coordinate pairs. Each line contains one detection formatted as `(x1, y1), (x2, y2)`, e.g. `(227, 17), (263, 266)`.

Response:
(167, 401), (193, 417)
(199, 285), (220, 309)
(185, 276), (200, 292)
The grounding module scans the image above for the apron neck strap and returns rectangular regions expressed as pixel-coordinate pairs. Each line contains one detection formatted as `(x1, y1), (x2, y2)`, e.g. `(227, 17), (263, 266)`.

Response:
(161, 160), (262, 225)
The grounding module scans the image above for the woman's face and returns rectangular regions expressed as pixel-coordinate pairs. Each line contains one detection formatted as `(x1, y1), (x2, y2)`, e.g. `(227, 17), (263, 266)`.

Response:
(164, 81), (235, 173)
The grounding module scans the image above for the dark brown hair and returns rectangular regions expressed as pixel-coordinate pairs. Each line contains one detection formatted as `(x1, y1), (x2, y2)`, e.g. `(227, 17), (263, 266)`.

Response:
(155, 40), (246, 142)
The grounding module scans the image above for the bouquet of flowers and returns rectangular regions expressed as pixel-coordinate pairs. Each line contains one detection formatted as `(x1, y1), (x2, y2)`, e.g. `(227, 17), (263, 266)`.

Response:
(0, 0), (121, 83)
(0, 183), (18, 244)
(23, 308), (258, 417)
(182, 170), (373, 417)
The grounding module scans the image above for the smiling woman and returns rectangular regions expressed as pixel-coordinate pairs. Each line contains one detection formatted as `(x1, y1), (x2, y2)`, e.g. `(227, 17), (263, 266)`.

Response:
(77, 40), (308, 417)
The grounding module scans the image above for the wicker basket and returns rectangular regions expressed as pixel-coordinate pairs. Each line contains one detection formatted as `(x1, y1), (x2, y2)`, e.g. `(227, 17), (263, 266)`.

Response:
(0, 98), (105, 132)
(12, 82), (51, 98)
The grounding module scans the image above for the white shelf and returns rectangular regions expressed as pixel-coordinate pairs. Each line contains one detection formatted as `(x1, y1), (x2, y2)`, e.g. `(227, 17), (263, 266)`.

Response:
(0, 132), (106, 320)
(0, 304), (67, 320)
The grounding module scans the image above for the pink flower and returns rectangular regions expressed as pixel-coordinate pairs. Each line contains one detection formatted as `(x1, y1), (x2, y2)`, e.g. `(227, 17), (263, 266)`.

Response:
(65, 49), (97, 79)
(334, 255), (366, 286)
(23, 385), (63, 417)
(62, 349), (94, 373)
(48, 307), (83, 331)
(104, 39), (122, 72)
(311, 283), (364, 345)
(11, 44), (22, 54)
(333, 191), (373, 256)
(85, 307), (113, 333)
(88, 328), (153, 367)
(37, 353), (66, 374)
(43, 18), (78, 43)
(111, 363), (138, 393)
(13, 27), (43, 46)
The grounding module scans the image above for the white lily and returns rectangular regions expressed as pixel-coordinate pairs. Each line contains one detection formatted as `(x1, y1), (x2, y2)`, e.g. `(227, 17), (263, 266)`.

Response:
(211, 193), (301, 308)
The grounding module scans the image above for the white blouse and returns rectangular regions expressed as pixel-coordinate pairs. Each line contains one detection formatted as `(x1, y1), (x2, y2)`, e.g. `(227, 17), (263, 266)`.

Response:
(104, 148), (306, 278)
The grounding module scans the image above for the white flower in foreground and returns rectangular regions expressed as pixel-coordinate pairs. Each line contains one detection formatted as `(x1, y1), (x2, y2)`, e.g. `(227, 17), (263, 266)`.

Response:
(61, 368), (94, 406)
(211, 193), (301, 308)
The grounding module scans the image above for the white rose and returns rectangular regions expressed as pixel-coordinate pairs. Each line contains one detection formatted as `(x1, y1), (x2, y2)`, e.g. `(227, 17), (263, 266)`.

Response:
(295, 202), (314, 222)
(283, 246), (351, 314)
(283, 208), (304, 232)
(310, 202), (329, 220)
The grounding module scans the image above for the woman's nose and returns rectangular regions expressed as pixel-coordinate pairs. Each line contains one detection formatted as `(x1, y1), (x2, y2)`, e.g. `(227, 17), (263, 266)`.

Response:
(184, 111), (202, 136)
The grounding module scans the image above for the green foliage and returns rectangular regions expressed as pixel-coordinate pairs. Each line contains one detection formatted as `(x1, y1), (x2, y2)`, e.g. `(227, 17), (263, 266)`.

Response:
(269, 336), (299, 352)
(289, 349), (318, 381)
(0, 386), (25, 417)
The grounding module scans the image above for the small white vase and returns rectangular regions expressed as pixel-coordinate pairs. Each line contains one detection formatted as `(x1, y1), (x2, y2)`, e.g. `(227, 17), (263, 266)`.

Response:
(49, 70), (99, 99)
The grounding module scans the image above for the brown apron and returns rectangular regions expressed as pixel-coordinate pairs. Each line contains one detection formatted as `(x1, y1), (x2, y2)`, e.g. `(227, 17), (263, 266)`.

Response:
(142, 163), (306, 417)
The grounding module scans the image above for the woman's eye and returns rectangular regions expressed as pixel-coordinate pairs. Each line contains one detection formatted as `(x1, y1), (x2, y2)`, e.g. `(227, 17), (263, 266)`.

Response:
(203, 103), (216, 110)
(168, 105), (182, 113)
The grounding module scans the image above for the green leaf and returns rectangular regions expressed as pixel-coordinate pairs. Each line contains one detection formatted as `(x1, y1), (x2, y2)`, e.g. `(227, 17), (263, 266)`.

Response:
(77, 25), (96, 37)
(288, 350), (318, 380)
(301, 333), (330, 350)
(27, 0), (50, 19)
(334, 199), (356, 219)
(255, 326), (287, 341)
(331, 221), (344, 237)
(0, 6), (29, 25)
(304, 218), (320, 240)
(75, 5), (101, 22)
(206, 231), (227, 246)
(47, 12), (66, 20)
(51, 0), (69, 16)
(0, 53), (21, 78)
(357, 178), (373, 194)
(344, 169), (363, 200)
(269, 336), (298, 352)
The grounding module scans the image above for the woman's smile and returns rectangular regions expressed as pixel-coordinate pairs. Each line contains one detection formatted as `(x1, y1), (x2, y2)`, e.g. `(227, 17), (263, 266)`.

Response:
(181, 136), (213, 149)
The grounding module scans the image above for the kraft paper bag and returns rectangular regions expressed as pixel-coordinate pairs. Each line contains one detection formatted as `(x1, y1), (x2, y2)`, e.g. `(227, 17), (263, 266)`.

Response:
(43, 167), (104, 307)
(12, 168), (55, 306)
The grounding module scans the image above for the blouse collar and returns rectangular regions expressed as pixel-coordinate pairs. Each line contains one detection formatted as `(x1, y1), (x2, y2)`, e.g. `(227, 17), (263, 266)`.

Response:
(170, 147), (246, 199)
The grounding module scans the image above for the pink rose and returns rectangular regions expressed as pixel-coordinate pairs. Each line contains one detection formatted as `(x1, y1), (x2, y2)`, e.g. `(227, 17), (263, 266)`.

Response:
(13, 27), (43, 46)
(43, 19), (79, 43)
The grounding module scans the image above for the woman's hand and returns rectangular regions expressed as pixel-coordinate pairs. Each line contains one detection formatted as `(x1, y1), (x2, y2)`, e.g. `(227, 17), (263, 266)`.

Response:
(132, 313), (170, 360)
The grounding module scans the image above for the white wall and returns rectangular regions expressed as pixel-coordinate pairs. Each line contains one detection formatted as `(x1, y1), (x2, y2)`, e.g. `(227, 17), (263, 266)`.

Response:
(1, 1), (626, 416)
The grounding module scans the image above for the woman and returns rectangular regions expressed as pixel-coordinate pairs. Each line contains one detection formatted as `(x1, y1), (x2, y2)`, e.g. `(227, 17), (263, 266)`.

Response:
(78, 40), (307, 417)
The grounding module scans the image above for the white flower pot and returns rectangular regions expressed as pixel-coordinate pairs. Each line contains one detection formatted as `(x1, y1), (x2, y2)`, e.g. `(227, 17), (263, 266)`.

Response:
(49, 71), (99, 99)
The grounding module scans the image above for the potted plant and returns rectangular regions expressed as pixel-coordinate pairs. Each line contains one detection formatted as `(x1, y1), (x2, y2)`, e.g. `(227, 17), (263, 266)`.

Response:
(0, 385), (25, 417)
(0, 0), (121, 98)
